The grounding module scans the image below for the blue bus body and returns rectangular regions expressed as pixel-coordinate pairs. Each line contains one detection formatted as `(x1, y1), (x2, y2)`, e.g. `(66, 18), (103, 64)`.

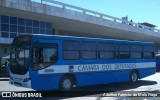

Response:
(156, 61), (160, 72)
(156, 55), (160, 72)
(9, 34), (156, 90)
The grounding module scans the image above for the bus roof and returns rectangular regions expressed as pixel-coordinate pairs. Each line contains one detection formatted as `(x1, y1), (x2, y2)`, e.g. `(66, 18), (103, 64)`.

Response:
(17, 34), (155, 45)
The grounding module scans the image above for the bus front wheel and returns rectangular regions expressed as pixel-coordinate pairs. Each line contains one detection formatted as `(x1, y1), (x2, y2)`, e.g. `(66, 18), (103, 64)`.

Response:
(129, 71), (138, 83)
(59, 76), (74, 91)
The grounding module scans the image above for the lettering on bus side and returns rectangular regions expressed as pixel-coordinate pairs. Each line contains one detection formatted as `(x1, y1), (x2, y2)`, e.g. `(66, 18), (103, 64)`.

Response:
(77, 63), (136, 72)
(78, 65), (99, 71)
(102, 64), (112, 70)
(114, 63), (136, 70)
(77, 64), (112, 72)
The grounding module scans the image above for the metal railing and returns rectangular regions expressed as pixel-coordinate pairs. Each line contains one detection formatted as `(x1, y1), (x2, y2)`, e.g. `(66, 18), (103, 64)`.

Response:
(36, 0), (160, 33)
(1, 0), (160, 33)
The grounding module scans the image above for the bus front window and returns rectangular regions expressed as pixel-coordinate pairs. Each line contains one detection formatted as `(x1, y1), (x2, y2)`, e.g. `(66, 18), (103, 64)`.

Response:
(32, 44), (58, 70)
(10, 46), (29, 75)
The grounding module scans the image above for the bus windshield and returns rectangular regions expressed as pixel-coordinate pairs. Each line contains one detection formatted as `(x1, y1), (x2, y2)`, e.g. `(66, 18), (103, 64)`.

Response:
(10, 46), (29, 75)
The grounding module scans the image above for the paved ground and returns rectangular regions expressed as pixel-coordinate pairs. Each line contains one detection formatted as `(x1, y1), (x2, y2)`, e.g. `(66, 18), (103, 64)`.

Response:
(63, 73), (160, 100)
(0, 72), (160, 100)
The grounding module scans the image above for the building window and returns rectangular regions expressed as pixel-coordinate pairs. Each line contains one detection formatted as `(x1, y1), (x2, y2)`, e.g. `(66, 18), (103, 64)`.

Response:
(1, 15), (9, 24)
(18, 33), (26, 36)
(46, 29), (52, 34)
(18, 18), (25, 25)
(33, 20), (39, 28)
(10, 25), (17, 32)
(40, 29), (45, 34)
(33, 28), (39, 34)
(18, 26), (25, 33)
(1, 32), (9, 38)
(46, 22), (52, 29)
(10, 33), (17, 38)
(10, 17), (17, 25)
(40, 21), (45, 28)
(26, 19), (32, 27)
(1, 24), (9, 32)
(26, 27), (32, 33)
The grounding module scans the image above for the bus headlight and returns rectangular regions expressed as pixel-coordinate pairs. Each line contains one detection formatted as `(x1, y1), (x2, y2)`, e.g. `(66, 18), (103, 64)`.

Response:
(23, 78), (31, 82)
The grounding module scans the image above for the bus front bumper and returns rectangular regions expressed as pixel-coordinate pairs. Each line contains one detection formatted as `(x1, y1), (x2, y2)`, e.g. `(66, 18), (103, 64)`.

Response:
(9, 78), (31, 88)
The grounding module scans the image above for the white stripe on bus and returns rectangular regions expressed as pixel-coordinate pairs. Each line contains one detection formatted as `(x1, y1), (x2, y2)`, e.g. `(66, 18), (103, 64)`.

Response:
(38, 62), (156, 74)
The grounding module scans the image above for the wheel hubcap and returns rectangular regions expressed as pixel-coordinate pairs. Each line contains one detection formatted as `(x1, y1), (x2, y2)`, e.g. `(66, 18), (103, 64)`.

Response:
(63, 79), (71, 90)
(132, 73), (137, 82)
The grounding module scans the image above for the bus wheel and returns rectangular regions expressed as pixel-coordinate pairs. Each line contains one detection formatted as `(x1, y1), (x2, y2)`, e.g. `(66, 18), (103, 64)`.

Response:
(129, 71), (138, 83)
(59, 76), (74, 91)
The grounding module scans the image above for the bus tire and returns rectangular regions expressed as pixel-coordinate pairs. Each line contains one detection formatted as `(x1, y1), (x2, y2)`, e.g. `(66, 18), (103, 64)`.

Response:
(129, 71), (138, 83)
(59, 76), (74, 91)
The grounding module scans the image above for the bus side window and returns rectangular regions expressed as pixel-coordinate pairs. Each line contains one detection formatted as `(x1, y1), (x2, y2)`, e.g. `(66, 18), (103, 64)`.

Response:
(81, 42), (97, 60)
(63, 41), (80, 60)
(117, 44), (130, 59)
(98, 43), (114, 59)
(32, 44), (58, 70)
(130, 45), (142, 59)
(143, 45), (154, 59)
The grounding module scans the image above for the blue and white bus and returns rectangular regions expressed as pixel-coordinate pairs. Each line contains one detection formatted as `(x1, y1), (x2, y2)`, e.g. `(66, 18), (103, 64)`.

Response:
(9, 34), (156, 91)
(156, 54), (160, 72)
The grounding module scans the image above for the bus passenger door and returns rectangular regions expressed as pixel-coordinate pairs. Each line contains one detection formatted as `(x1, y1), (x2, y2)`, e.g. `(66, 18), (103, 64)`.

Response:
(30, 39), (61, 90)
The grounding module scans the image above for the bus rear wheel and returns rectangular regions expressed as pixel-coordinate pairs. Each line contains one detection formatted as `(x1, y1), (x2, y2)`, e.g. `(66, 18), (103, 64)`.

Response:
(59, 76), (74, 91)
(129, 71), (138, 83)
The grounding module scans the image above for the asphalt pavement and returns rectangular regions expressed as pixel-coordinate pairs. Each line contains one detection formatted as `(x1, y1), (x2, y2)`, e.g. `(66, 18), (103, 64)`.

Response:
(64, 73), (160, 100)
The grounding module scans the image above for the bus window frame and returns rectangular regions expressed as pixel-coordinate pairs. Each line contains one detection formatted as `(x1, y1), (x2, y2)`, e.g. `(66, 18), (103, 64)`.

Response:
(115, 43), (130, 59)
(98, 42), (115, 60)
(63, 40), (80, 60)
(143, 45), (155, 59)
(130, 44), (143, 59)
(81, 41), (97, 60)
